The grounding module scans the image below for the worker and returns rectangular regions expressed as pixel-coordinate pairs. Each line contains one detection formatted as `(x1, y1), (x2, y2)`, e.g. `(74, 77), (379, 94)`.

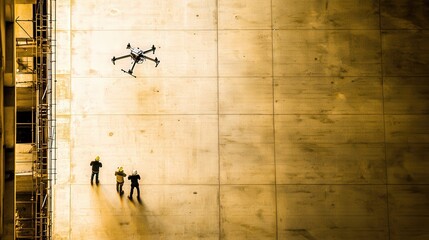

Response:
(127, 170), (141, 200)
(115, 167), (127, 195)
(90, 156), (102, 185)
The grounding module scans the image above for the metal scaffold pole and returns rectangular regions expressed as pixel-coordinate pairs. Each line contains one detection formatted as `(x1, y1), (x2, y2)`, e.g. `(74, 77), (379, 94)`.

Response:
(34, 0), (56, 239)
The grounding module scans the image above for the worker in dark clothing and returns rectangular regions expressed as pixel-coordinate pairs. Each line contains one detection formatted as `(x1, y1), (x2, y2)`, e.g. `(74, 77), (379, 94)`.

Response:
(128, 170), (141, 200)
(115, 167), (127, 195)
(90, 156), (102, 185)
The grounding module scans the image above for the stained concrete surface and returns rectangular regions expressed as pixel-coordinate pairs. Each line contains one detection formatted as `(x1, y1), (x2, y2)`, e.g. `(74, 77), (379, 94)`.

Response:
(53, 0), (429, 239)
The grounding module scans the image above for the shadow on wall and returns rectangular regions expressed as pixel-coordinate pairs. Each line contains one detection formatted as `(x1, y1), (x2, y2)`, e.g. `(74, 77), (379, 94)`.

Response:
(80, 184), (157, 240)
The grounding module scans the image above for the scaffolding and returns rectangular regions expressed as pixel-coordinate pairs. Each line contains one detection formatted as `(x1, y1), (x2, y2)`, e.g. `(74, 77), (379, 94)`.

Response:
(15, 0), (56, 239)
(34, 0), (56, 238)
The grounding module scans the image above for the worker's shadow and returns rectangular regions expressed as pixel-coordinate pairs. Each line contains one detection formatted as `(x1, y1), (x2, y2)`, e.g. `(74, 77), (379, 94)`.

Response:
(92, 185), (155, 237)
(124, 195), (143, 206)
(118, 191), (144, 207)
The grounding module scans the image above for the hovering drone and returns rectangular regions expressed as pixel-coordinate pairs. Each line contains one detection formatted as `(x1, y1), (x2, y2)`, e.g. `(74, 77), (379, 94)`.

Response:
(111, 43), (160, 77)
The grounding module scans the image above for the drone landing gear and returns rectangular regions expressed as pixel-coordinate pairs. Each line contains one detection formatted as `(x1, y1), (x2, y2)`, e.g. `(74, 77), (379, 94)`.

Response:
(121, 69), (136, 78)
(121, 58), (138, 78)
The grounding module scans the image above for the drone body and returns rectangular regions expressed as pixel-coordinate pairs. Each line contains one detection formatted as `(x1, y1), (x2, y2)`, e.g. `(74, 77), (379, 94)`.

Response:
(112, 43), (160, 77)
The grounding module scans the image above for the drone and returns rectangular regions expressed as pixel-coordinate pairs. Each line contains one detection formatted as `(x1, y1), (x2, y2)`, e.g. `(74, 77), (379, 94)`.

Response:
(111, 43), (160, 78)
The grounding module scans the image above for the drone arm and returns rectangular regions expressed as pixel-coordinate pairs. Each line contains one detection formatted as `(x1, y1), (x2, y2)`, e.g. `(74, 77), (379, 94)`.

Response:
(140, 55), (160, 67)
(143, 45), (156, 54)
(112, 54), (131, 61)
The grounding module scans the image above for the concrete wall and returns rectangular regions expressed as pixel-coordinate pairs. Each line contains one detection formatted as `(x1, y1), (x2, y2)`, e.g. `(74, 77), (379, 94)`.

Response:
(54, 0), (429, 239)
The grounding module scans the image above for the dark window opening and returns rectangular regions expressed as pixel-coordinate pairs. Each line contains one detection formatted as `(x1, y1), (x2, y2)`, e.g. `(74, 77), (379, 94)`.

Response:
(17, 111), (34, 143)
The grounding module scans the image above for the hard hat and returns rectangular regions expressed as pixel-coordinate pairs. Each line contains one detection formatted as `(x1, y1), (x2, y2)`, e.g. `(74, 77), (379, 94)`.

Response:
(119, 167), (123, 172)
(95, 156), (100, 161)
(133, 170), (138, 175)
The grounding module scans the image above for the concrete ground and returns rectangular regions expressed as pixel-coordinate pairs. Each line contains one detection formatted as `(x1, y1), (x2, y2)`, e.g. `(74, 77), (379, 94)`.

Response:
(53, 0), (429, 239)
